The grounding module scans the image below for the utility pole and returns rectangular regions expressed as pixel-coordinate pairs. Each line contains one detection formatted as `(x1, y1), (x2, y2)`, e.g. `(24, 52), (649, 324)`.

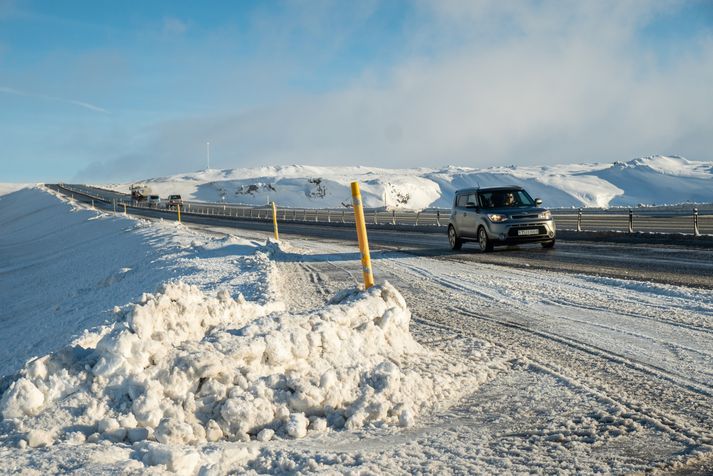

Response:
(206, 141), (211, 170)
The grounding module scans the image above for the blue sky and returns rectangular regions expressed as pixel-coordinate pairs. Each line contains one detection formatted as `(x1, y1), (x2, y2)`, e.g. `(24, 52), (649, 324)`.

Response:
(1, 0), (712, 182)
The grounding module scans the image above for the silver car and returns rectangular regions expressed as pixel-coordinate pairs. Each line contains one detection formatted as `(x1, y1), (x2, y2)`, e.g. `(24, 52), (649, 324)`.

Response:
(447, 186), (556, 252)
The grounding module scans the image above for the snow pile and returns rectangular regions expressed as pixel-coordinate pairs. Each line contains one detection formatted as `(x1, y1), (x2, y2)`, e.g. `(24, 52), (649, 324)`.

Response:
(1, 280), (480, 450)
(0, 186), (275, 377)
(101, 155), (713, 209)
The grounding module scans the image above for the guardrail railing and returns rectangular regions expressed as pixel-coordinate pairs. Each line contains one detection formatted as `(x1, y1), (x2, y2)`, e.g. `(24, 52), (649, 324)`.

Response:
(53, 184), (713, 236)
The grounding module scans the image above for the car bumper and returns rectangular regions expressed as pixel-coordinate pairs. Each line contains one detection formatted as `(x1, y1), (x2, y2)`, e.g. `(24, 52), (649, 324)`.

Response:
(486, 220), (556, 244)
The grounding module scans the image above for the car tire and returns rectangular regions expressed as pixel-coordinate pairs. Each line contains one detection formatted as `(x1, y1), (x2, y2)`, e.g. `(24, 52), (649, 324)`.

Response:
(478, 226), (493, 252)
(541, 239), (555, 249)
(448, 225), (462, 250)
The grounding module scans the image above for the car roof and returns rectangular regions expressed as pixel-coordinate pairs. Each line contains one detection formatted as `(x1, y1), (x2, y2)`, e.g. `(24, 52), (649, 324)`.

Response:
(455, 186), (524, 194)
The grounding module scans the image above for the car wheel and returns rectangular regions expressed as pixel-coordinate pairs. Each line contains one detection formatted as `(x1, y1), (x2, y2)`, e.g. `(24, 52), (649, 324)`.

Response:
(541, 239), (555, 249)
(448, 225), (462, 251)
(478, 227), (493, 252)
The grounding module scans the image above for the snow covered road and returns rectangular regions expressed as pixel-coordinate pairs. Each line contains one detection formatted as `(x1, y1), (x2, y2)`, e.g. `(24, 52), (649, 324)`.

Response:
(1, 187), (712, 474)
(269, 234), (713, 473)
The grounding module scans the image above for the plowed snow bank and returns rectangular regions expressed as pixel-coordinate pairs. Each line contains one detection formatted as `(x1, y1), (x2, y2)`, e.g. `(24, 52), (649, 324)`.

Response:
(2, 280), (488, 448)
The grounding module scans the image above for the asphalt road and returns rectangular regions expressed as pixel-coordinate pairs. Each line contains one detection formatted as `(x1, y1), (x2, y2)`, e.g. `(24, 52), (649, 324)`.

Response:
(49, 184), (713, 289)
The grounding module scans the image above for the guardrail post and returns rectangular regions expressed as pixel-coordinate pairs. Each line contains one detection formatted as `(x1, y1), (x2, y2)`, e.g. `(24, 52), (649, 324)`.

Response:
(391, 210), (396, 225)
(416, 211), (420, 226)
(327, 210), (331, 223)
(271, 202), (279, 240)
(436, 210), (441, 226)
(303, 209), (307, 221)
(123, 203), (127, 215)
(315, 211), (318, 222)
(113, 199), (116, 214)
(177, 204), (182, 224)
(694, 208), (700, 237)
(351, 182), (374, 290)
(628, 209), (633, 233)
(577, 208), (582, 232)
(373, 210), (378, 225)
(341, 210), (345, 223)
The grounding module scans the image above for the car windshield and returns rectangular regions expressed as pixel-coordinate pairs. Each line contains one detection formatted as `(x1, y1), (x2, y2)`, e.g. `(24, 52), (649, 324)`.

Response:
(478, 190), (535, 209)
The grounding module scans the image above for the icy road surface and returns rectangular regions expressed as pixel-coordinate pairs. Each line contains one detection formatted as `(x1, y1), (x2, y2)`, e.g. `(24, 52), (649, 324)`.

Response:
(1, 187), (712, 474)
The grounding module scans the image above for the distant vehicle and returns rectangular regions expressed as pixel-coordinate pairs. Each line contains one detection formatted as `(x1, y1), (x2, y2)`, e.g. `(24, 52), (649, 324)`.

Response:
(447, 186), (556, 252)
(146, 195), (161, 208)
(167, 194), (183, 208)
(130, 184), (152, 202)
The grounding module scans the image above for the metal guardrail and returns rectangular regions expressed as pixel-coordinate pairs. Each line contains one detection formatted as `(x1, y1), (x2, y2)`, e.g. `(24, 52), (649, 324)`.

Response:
(53, 184), (713, 236)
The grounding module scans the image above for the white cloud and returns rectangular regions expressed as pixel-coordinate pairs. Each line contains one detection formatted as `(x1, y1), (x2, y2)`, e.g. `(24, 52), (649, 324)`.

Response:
(77, 0), (713, 180)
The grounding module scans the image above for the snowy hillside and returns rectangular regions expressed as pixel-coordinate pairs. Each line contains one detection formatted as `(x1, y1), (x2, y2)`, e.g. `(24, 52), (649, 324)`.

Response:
(102, 156), (713, 209)
(0, 183), (31, 197)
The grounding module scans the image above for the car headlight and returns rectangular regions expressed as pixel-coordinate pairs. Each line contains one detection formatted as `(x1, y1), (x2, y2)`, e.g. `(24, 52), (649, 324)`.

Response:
(538, 211), (552, 220)
(487, 214), (508, 222)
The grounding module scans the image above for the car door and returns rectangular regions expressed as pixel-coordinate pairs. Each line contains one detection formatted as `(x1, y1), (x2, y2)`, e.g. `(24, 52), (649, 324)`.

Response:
(461, 192), (478, 237)
(451, 193), (466, 233)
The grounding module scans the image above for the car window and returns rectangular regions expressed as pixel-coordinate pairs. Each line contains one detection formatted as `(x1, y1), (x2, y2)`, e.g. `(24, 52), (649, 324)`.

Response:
(466, 193), (477, 207)
(478, 190), (535, 209)
(456, 194), (468, 207)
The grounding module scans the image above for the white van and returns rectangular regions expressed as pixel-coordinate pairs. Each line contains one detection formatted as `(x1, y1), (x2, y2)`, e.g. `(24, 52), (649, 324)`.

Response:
(146, 195), (161, 208)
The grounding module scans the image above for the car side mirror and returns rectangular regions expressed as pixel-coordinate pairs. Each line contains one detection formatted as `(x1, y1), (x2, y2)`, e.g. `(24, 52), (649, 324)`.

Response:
(535, 198), (543, 206)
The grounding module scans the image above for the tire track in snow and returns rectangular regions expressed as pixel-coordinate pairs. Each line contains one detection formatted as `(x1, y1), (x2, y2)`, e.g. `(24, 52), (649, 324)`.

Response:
(378, 255), (713, 447)
(381, 255), (713, 388)
(280, 247), (710, 445)
(410, 313), (708, 449)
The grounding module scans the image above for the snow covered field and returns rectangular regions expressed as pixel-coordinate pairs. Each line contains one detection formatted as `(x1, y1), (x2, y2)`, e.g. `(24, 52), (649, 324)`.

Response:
(1, 186), (712, 474)
(102, 155), (713, 210)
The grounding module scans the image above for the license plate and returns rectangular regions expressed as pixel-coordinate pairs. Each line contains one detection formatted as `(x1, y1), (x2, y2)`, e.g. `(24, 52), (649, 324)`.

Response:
(517, 228), (539, 236)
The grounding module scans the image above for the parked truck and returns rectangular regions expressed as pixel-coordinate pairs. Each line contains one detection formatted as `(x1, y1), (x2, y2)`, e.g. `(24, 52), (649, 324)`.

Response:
(130, 184), (152, 202)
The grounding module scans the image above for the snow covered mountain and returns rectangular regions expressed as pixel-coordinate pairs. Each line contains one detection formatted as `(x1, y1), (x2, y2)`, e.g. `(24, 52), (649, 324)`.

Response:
(103, 155), (713, 210)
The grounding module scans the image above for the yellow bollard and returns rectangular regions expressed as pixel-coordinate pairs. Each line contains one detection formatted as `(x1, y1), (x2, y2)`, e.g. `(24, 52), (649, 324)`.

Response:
(271, 202), (279, 240)
(351, 182), (374, 289)
(177, 203), (182, 224)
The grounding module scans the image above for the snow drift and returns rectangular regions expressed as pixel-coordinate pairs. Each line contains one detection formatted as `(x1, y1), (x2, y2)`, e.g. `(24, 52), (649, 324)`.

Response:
(1, 280), (481, 449)
(102, 155), (713, 209)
